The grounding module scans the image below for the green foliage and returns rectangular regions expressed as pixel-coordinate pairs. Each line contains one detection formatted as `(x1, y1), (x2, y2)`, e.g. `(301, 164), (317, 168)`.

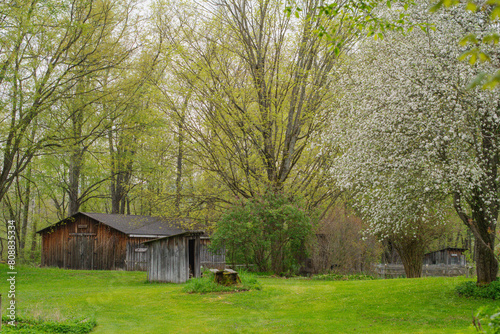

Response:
(463, 249), (476, 275)
(210, 191), (314, 275)
(0, 316), (96, 333)
(473, 306), (500, 333)
(3, 265), (500, 333)
(456, 279), (500, 300)
(182, 271), (262, 294)
(311, 273), (375, 281)
(287, 0), (427, 47)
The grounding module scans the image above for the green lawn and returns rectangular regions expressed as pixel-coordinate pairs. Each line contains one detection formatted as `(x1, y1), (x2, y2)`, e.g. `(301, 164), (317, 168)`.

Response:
(0, 265), (498, 333)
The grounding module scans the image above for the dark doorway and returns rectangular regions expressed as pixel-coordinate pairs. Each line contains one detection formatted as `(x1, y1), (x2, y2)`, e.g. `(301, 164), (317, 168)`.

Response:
(188, 239), (195, 277)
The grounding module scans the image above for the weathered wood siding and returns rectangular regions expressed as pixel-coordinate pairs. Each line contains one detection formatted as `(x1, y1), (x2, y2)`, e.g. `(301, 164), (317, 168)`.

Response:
(147, 234), (201, 283)
(125, 239), (151, 271)
(423, 249), (466, 266)
(200, 238), (225, 270)
(40, 214), (154, 270)
(375, 264), (470, 278)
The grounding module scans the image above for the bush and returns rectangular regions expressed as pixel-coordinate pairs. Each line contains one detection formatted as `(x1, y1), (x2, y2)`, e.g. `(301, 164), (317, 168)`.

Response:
(182, 271), (262, 294)
(210, 191), (314, 275)
(473, 306), (500, 333)
(311, 273), (375, 281)
(0, 316), (96, 333)
(456, 279), (500, 300)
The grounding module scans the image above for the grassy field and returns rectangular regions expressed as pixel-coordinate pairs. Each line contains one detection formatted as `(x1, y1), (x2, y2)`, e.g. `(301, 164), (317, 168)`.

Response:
(0, 265), (498, 333)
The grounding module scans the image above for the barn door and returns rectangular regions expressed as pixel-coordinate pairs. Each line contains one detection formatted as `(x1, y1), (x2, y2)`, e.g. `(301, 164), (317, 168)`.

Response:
(67, 235), (95, 270)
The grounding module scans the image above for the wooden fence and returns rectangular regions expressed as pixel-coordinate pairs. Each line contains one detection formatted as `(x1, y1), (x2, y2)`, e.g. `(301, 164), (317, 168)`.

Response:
(374, 264), (472, 278)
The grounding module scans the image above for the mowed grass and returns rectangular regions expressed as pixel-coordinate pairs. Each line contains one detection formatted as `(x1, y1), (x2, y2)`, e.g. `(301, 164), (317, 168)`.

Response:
(1, 264), (498, 333)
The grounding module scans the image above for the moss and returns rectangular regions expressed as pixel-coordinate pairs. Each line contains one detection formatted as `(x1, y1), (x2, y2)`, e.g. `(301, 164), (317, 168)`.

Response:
(214, 272), (242, 286)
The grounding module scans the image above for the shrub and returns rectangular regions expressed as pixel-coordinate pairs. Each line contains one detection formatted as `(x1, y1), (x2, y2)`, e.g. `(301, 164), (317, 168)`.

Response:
(473, 306), (500, 333)
(210, 191), (314, 275)
(308, 204), (382, 275)
(456, 279), (500, 300)
(0, 316), (96, 333)
(182, 271), (262, 294)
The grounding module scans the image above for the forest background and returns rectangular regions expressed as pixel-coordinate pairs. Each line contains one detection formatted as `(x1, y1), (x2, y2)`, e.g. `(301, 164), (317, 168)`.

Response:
(1, 0), (497, 280)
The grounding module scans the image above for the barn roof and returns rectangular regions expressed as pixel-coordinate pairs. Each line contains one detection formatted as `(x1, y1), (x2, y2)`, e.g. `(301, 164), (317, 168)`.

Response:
(37, 212), (196, 237)
(424, 247), (468, 255)
(143, 230), (205, 244)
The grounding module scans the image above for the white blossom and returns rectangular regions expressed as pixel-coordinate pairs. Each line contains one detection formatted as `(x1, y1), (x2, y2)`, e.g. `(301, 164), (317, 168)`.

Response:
(328, 3), (499, 241)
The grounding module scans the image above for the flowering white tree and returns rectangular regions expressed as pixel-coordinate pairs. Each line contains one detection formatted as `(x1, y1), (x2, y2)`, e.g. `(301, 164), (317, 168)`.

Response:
(331, 4), (499, 283)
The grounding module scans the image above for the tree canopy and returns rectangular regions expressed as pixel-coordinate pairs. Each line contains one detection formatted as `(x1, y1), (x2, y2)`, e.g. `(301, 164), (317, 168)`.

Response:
(331, 2), (499, 283)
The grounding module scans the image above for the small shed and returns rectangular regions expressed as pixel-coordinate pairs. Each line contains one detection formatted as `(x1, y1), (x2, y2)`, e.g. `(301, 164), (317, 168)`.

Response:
(37, 212), (197, 271)
(200, 237), (226, 270)
(424, 247), (468, 266)
(145, 231), (205, 283)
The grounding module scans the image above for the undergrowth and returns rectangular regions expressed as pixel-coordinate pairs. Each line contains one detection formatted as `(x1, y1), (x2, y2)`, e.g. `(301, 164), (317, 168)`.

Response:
(456, 278), (500, 300)
(0, 316), (96, 333)
(473, 306), (500, 333)
(182, 271), (262, 293)
(311, 273), (375, 281)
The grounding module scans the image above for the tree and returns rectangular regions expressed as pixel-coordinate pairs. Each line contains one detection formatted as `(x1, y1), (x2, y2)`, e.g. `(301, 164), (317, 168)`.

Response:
(331, 3), (499, 283)
(0, 0), (139, 206)
(430, 0), (500, 89)
(210, 191), (312, 274)
(310, 203), (382, 275)
(154, 0), (342, 211)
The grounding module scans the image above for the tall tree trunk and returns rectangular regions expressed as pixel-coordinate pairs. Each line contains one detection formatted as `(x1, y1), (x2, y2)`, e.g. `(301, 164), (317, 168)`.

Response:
(120, 193), (126, 214)
(475, 239), (498, 285)
(29, 195), (38, 260)
(109, 130), (119, 214)
(4, 194), (18, 256)
(30, 216), (38, 260)
(472, 199), (498, 284)
(453, 119), (500, 284)
(454, 190), (499, 284)
(19, 164), (31, 256)
(174, 112), (184, 213)
(68, 149), (83, 215)
(20, 122), (37, 254)
(392, 236), (425, 278)
(68, 105), (84, 215)
(109, 132), (135, 214)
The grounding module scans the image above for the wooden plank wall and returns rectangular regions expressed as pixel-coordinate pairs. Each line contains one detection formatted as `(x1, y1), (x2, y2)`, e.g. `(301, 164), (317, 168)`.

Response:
(147, 235), (204, 283)
(375, 263), (470, 278)
(125, 238), (152, 271)
(41, 214), (136, 270)
(200, 238), (226, 270)
(423, 250), (466, 266)
(148, 235), (189, 283)
(41, 215), (99, 269)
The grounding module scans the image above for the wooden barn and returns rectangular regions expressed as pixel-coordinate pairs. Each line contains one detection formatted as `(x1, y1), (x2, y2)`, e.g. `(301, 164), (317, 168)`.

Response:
(145, 231), (205, 283)
(37, 212), (199, 271)
(423, 247), (468, 266)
